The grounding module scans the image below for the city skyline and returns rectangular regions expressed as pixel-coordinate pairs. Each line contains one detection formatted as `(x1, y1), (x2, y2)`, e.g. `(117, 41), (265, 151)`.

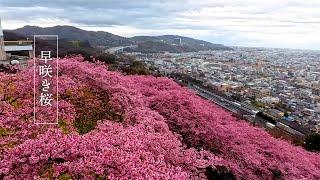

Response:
(0, 0), (320, 50)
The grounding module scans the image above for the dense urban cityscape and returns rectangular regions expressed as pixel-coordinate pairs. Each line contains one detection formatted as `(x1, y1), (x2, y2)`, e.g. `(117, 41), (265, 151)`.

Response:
(132, 47), (320, 133)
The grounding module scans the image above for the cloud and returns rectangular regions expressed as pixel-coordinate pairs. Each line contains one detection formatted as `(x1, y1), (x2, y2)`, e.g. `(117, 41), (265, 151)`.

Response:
(0, 0), (319, 49)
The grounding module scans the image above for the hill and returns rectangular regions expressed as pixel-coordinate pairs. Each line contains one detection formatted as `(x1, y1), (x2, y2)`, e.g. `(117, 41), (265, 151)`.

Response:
(8, 25), (132, 48)
(0, 57), (319, 179)
(132, 35), (232, 52)
(3, 30), (97, 57)
(7, 26), (232, 52)
(2, 30), (26, 40)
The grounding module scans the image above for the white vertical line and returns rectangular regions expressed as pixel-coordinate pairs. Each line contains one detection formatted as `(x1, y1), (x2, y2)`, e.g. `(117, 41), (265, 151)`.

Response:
(56, 35), (59, 124)
(33, 35), (36, 124)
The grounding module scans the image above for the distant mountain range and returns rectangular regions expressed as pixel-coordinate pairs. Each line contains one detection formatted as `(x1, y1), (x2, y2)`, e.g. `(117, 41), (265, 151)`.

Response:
(4, 25), (232, 53)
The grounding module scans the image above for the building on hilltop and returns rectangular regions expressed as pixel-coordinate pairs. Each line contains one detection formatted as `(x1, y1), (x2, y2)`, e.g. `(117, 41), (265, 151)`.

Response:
(173, 38), (182, 45)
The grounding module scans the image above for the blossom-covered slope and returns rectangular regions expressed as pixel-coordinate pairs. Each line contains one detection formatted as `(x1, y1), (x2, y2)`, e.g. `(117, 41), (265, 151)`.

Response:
(0, 56), (319, 179)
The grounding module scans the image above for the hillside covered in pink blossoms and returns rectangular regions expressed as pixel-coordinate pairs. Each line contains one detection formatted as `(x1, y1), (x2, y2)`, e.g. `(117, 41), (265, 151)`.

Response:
(0, 56), (319, 179)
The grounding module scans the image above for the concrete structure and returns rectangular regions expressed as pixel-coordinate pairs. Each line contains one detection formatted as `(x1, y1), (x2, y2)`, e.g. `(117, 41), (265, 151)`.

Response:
(0, 17), (6, 61)
(5, 44), (33, 51)
(4, 40), (33, 59)
(0, 17), (33, 65)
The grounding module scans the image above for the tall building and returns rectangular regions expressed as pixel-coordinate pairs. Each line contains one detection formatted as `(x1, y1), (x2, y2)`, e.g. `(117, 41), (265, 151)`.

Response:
(173, 38), (182, 45)
(0, 17), (6, 61)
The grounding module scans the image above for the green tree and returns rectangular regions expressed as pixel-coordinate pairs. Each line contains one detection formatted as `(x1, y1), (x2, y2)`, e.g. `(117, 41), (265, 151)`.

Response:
(97, 53), (117, 64)
(304, 133), (320, 152)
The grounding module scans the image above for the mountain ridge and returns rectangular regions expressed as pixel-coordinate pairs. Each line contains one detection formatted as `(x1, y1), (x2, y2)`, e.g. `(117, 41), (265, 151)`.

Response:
(6, 25), (232, 52)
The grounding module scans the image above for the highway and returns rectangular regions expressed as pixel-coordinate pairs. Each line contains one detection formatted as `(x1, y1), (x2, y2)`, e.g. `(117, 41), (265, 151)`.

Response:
(105, 45), (137, 54)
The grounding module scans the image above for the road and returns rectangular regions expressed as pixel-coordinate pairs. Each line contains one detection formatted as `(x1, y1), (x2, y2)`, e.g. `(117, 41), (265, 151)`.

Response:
(105, 45), (137, 54)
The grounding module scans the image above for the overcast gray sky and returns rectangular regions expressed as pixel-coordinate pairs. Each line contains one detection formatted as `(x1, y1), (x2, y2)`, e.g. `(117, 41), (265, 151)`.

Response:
(1, 0), (320, 49)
